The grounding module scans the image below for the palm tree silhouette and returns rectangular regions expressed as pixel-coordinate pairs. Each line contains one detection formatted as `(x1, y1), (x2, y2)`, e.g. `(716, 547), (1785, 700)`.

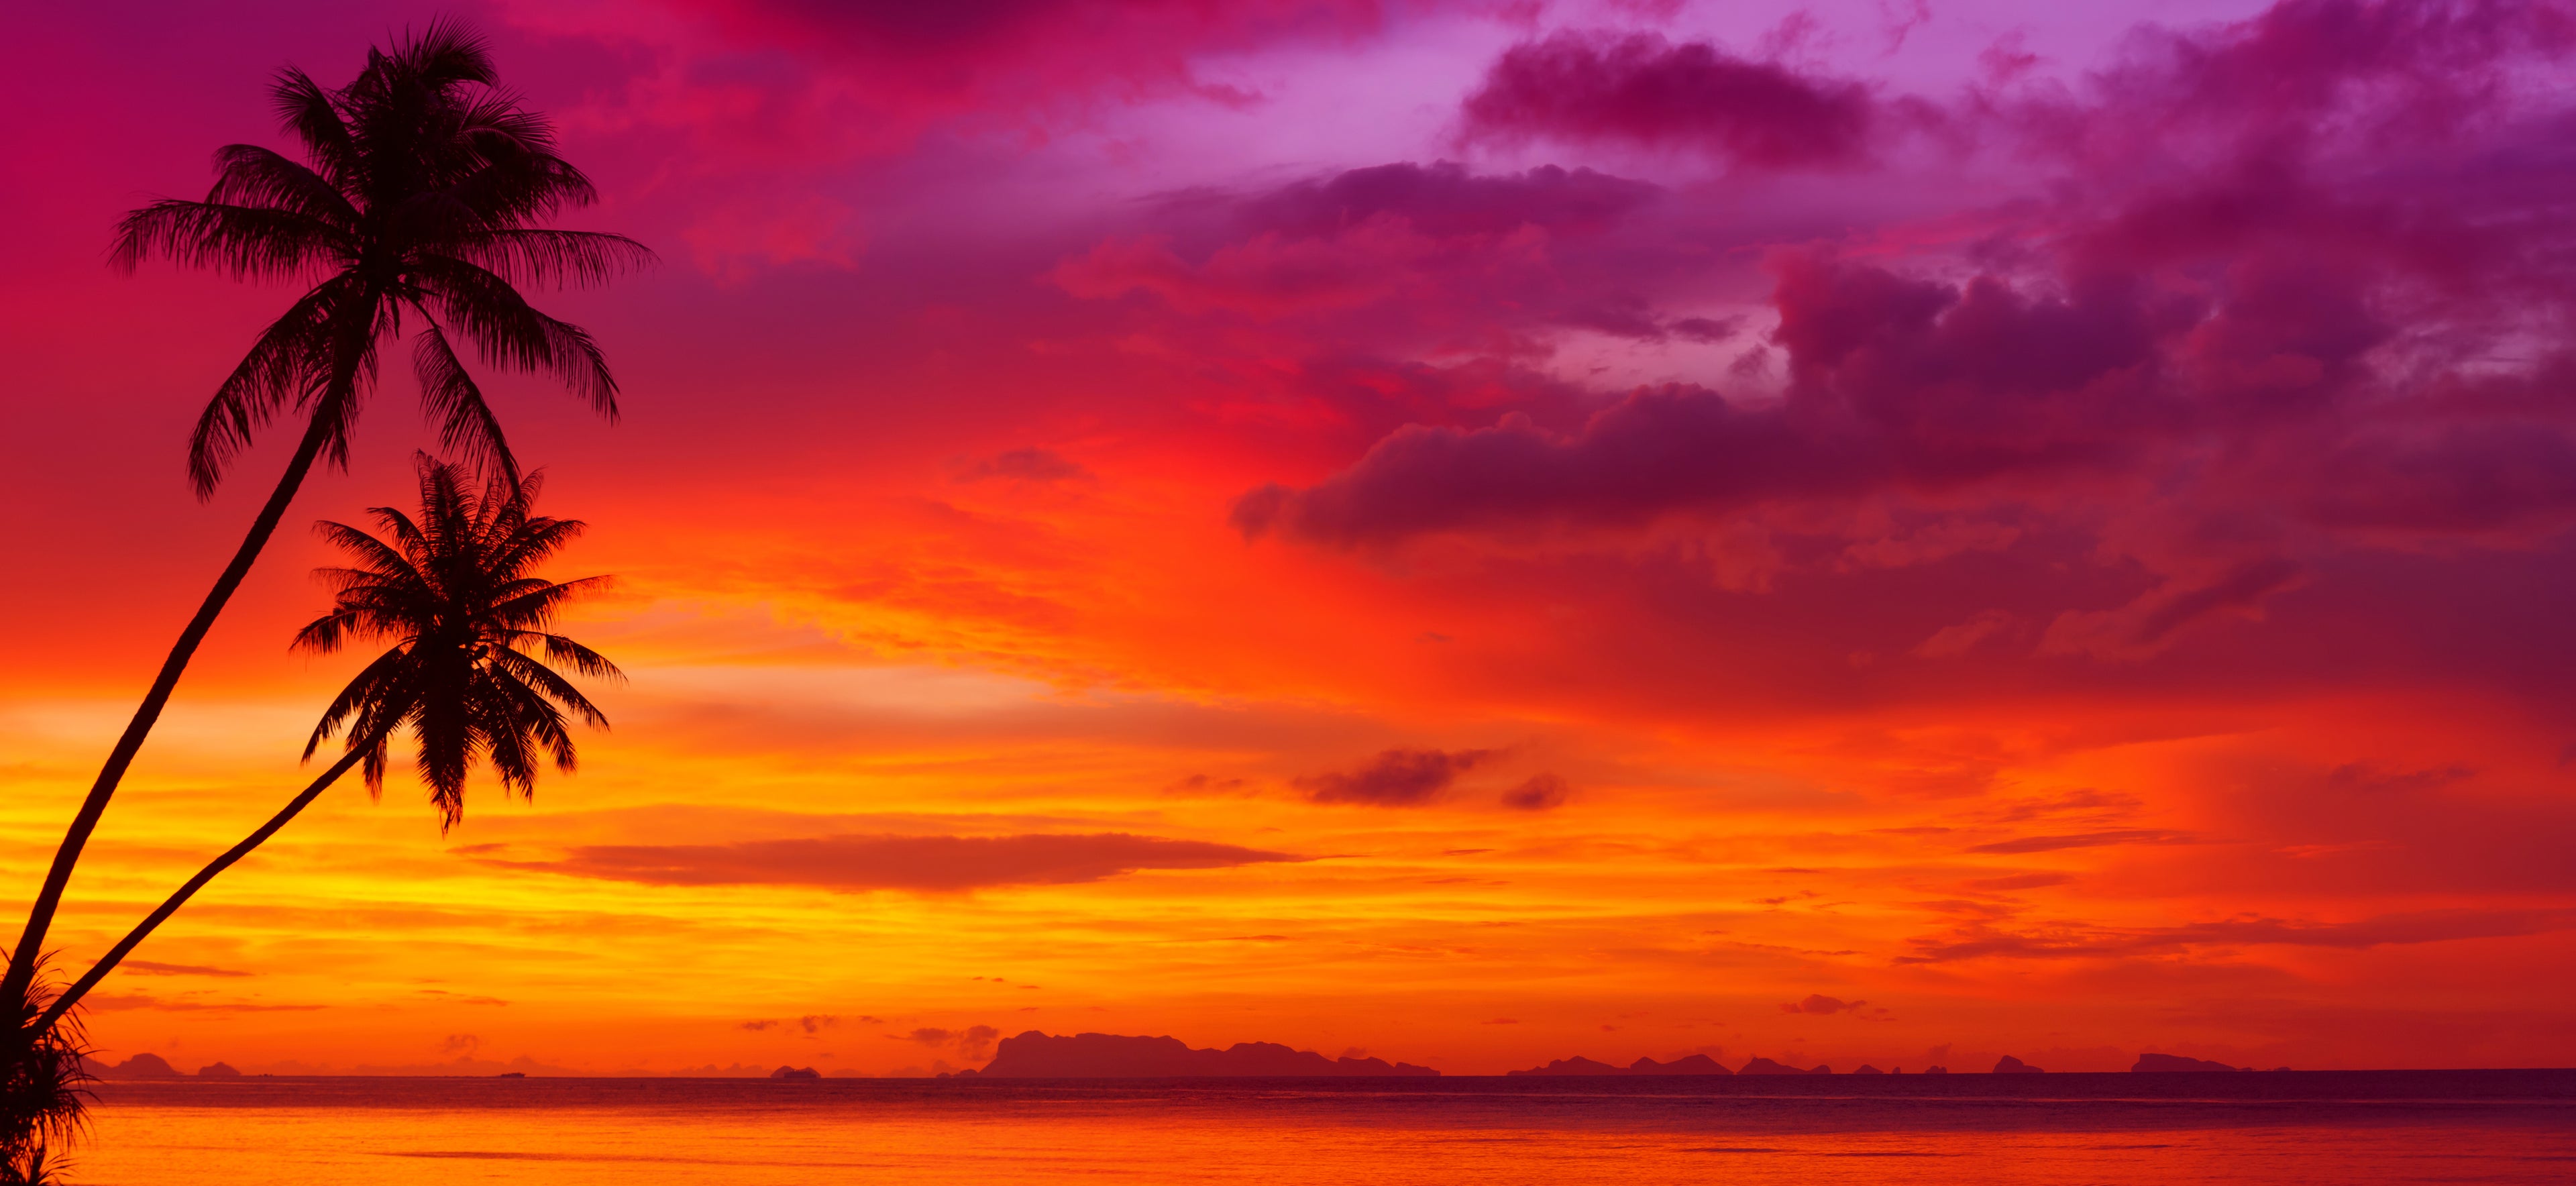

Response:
(32, 456), (621, 1038)
(0, 959), (90, 1186)
(5, 21), (647, 1011)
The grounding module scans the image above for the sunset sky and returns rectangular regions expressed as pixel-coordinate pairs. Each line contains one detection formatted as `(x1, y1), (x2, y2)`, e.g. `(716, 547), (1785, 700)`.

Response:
(5, 0), (2576, 1077)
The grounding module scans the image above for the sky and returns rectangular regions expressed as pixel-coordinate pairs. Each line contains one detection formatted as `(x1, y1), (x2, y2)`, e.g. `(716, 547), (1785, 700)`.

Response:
(3, 0), (2575, 1077)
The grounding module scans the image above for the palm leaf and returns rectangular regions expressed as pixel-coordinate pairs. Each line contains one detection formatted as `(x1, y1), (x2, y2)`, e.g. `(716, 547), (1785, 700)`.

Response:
(109, 200), (345, 280)
(409, 315), (518, 482)
(407, 256), (619, 417)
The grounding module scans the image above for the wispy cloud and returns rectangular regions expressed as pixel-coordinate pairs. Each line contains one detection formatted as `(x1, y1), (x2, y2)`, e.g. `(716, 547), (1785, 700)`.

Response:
(500, 833), (1301, 892)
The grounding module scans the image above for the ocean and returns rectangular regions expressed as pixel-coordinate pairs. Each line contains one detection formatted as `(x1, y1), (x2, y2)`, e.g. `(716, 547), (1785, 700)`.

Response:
(76, 1071), (2576, 1184)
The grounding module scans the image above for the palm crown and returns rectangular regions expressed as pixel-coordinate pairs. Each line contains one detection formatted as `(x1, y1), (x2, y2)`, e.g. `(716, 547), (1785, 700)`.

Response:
(297, 455), (621, 829)
(111, 19), (650, 494)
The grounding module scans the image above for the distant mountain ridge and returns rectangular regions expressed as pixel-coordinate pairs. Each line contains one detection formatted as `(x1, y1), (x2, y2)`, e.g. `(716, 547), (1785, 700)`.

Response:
(1507, 1055), (1733, 1076)
(1510, 1054), (1831, 1076)
(1502, 1051), (2286, 1075)
(90, 1053), (182, 1079)
(958, 1032), (1439, 1077)
(2133, 1053), (2244, 1072)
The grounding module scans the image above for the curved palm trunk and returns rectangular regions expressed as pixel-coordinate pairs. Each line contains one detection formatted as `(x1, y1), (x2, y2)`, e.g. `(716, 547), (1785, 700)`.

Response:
(3, 387), (352, 1011)
(34, 733), (381, 1035)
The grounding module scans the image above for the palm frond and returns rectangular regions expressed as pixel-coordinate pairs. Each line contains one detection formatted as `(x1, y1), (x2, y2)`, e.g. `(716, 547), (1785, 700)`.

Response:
(309, 521), (418, 582)
(407, 256), (619, 418)
(409, 316), (518, 482)
(295, 309), (388, 480)
(486, 578), (611, 632)
(489, 646), (611, 726)
(205, 146), (361, 229)
(443, 229), (652, 289)
(270, 66), (358, 188)
(394, 19), (500, 92)
(479, 519), (589, 585)
(184, 276), (371, 496)
(532, 633), (623, 683)
(301, 647), (414, 759)
(364, 502), (431, 566)
(109, 200), (345, 280)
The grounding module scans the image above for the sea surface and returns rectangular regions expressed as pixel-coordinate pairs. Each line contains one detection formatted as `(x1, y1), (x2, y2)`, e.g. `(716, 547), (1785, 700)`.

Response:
(76, 1070), (2576, 1184)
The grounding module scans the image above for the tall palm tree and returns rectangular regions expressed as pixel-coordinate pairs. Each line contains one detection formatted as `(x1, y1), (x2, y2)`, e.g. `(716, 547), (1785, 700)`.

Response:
(5, 21), (648, 1012)
(31, 456), (621, 1042)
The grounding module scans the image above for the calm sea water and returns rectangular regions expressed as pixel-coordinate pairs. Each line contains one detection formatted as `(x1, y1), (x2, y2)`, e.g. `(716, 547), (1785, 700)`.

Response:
(76, 1071), (2576, 1185)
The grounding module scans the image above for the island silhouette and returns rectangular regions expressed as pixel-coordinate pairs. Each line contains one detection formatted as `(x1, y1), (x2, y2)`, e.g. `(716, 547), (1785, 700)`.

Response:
(89, 1053), (182, 1079)
(2133, 1053), (2245, 1072)
(1504, 1054), (1735, 1076)
(955, 1032), (1440, 1077)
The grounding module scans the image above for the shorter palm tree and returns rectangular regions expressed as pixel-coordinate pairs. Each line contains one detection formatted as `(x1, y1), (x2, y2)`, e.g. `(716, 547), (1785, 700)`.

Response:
(29, 455), (619, 1040)
(0, 964), (90, 1186)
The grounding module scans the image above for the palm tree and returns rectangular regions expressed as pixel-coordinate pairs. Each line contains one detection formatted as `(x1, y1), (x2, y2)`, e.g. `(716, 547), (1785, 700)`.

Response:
(5, 21), (648, 1012)
(30, 456), (621, 1042)
(0, 963), (89, 1186)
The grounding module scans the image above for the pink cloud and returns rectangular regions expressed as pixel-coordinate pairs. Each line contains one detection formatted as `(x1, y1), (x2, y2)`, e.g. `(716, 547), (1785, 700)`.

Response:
(1459, 30), (1877, 168)
(1231, 161), (1660, 239)
(1051, 217), (1457, 319)
(1230, 0), (2576, 687)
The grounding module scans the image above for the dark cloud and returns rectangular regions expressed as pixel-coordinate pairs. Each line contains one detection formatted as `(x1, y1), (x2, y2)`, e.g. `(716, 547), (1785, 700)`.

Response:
(119, 961), (251, 978)
(1964, 872), (2076, 892)
(84, 993), (323, 1013)
(1295, 748), (1490, 806)
(1502, 773), (1570, 811)
(511, 833), (1301, 892)
(2322, 763), (2475, 794)
(1899, 906), (2576, 963)
(1053, 159), (1700, 374)
(1235, 160), (1660, 239)
(1240, 1), (2576, 579)
(1165, 773), (1249, 796)
(1052, 162), (1666, 330)
(417, 989), (510, 1007)
(1966, 829), (2199, 855)
(1780, 993), (1865, 1014)
(1460, 30), (1877, 168)
(956, 447), (1092, 484)
(2128, 560), (2304, 646)
(901, 1024), (1002, 1059)
(694, 0), (1381, 55)
(2068, 0), (2576, 156)
(1768, 254), (2186, 482)
(1218, 250), (2205, 547)
(2297, 423), (2576, 535)
(1232, 386), (1849, 545)
(1668, 315), (1746, 343)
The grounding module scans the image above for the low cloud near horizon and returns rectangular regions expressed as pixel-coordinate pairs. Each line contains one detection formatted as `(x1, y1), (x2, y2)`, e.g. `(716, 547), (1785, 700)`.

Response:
(500, 833), (1305, 892)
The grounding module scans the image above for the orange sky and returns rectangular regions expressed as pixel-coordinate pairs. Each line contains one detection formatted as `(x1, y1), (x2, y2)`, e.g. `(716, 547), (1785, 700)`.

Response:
(5, 0), (2576, 1077)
